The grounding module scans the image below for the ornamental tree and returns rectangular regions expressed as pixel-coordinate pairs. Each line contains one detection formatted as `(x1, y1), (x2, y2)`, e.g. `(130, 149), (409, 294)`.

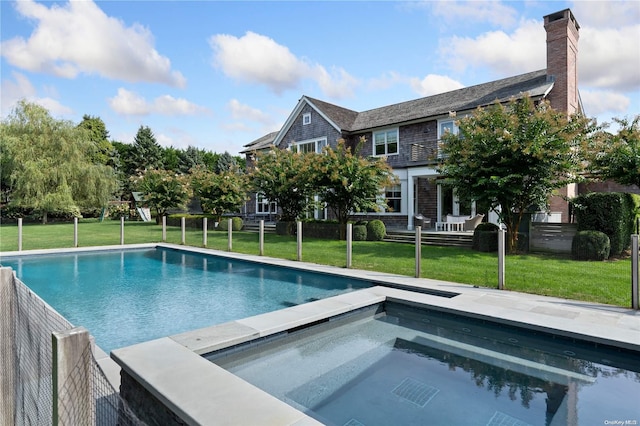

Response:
(250, 148), (316, 221)
(132, 168), (191, 223)
(1, 101), (117, 223)
(190, 165), (250, 224)
(588, 115), (640, 188)
(438, 95), (595, 253)
(314, 138), (397, 238)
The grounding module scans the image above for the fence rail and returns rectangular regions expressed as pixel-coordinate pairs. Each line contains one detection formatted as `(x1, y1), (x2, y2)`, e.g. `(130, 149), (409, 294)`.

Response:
(529, 222), (577, 253)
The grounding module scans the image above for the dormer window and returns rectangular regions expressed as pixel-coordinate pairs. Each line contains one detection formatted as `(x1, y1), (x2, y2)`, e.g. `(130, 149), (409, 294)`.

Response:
(303, 113), (311, 125)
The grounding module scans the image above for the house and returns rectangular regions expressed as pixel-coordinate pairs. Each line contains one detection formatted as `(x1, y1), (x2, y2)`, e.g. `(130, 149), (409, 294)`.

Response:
(243, 9), (582, 230)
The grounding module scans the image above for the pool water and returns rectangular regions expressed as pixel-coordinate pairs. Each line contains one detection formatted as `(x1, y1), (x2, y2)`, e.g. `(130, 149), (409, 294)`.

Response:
(211, 303), (640, 426)
(1, 248), (370, 352)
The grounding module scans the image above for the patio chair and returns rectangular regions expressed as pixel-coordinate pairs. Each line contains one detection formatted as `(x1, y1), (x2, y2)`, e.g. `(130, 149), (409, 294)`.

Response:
(464, 214), (485, 231)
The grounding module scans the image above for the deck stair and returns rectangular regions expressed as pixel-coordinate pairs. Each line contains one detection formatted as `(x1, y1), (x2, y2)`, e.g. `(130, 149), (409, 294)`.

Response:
(384, 229), (473, 248)
(242, 224), (473, 248)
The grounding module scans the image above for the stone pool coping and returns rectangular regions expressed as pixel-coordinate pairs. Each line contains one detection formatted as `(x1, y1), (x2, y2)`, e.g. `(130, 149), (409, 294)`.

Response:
(4, 243), (639, 424)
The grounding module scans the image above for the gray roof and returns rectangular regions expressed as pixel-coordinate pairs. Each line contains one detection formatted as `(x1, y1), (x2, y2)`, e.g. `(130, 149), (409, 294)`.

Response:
(309, 69), (552, 132)
(241, 131), (279, 153)
(303, 97), (358, 130)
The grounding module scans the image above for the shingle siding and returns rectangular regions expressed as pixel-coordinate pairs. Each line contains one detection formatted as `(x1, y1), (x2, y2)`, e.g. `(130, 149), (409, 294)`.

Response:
(277, 104), (342, 149)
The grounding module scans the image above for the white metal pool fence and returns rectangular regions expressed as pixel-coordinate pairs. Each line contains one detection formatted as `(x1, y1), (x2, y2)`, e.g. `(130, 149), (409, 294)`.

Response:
(0, 268), (145, 426)
(7, 217), (640, 310)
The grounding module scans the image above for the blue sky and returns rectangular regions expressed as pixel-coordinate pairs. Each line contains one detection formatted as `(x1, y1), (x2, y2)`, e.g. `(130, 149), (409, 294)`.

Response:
(1, 1), (639, 156)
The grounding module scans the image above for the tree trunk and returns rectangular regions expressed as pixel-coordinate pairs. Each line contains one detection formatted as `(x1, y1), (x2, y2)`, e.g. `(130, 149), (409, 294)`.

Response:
(41, 211), (48, 224)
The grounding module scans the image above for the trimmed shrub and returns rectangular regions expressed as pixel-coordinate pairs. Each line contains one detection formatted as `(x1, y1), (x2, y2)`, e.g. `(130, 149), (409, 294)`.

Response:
(167, 214), (216, 229)
(353, 224), (367, 241)
(366, 219), (386, 241)
(217, 216), (243, 231)
(571, 230), (610, 261)
(302, 221), (340, 239)
(573, 192), (639, 256)
(472, 223), (499, 251)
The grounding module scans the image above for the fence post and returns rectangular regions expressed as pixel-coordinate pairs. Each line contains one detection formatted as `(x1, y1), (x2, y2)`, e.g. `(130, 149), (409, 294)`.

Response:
(259, 220), (264, 256)
(0, 268), (16, 426)
(297, 221), (302, 261)
(227, 218), (233, 252)
(18, 218), (23, 251)
(181, 217), (186, 245)
(162, 216), (167, 242)
(346, 223), (352, 269)
(73, 217), (78, 248)
(120, 217), (125, 245)
(498, 229), (505, 290)
(632, 235), (639, 310)
(415, 226), (422, 278)
(203, 218), (208, 247)
(52, 327), (93, 426)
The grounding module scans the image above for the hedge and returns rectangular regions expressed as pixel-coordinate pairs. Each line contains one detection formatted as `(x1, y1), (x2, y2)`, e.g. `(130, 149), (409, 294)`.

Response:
(366, 220), (386, 241)
(571, 230), (611, 261)
(573, 192), (640, 256)
(353, 225), (368, 241)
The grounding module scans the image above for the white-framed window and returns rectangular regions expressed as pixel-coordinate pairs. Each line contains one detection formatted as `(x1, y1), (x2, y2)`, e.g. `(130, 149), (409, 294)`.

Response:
(373, 128), (398, 156)
(385, 185), (402, 213)
(290, 137), (327, 154)
(438, 119), (459, 157)
(438, 119), (459, 137)
(302, 113), (311, 125)
(256, 193), (277, 214)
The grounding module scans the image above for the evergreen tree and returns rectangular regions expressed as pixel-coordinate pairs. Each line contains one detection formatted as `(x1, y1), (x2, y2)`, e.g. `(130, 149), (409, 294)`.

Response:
(77, 115), (113, 165)
(128, 125), (163, 172)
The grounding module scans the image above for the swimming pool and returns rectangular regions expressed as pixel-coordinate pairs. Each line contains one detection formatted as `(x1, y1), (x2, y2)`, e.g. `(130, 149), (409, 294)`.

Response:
(209, 302), (640, 426)
(1, 247), (370, 352)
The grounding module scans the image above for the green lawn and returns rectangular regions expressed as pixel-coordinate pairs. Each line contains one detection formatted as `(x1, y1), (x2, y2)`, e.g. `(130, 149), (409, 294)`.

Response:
(0, 219), (631, 307)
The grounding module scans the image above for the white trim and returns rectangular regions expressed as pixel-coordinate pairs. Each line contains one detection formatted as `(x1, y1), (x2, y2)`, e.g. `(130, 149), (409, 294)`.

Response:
(302, 113), (311, 125)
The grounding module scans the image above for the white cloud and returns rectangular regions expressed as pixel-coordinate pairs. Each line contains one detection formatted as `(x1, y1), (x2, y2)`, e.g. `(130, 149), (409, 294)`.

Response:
(1, 71), (72, 117)
(570, 0), (640, 28)
(109, 88), (207, 116)
(1, 0), (185, 87)
(367, 71), (406, 91)
(430, 1), (519, 28)
(580, 89), (630, 117)
(227, 99), (272, 124)
(579, 25), (640, 92)
(410, 74), (465, 97)
(443, 19), (545, 76)
(313, 65), (359, 99)
(209, 31), (358, 98)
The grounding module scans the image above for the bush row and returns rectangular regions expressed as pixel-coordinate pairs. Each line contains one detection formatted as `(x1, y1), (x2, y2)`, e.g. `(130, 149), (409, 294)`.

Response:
(571, 192), (640, 259)
(275, 219), (386, 241)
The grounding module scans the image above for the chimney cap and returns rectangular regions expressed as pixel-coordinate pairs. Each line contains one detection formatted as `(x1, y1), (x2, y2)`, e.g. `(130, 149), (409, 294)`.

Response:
(544, 8), (580, 30)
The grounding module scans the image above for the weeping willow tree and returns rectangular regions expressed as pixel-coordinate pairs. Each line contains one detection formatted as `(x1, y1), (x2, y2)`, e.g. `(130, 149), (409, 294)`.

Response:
(1, 100), (117, 223)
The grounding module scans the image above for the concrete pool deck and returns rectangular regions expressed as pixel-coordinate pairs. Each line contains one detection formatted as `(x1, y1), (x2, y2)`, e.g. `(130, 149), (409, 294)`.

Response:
(108, 243), (639, 425)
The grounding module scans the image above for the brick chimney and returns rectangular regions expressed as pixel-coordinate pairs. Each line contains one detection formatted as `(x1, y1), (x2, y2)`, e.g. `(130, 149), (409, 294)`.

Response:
(544, 9), (581, 223)
(544, 9), (580, 115)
